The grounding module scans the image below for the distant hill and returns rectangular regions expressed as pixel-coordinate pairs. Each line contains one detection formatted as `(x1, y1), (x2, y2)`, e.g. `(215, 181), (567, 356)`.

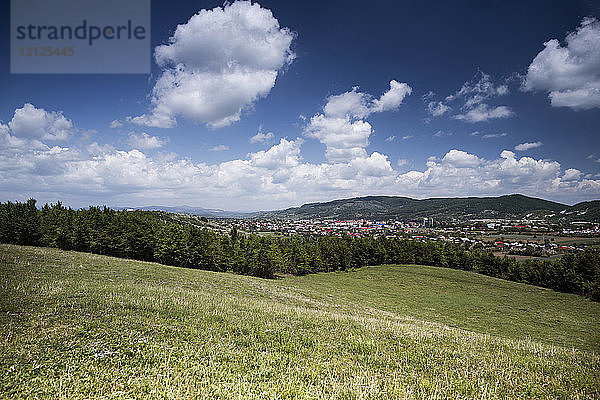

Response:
(124, 195), (600, 222)
(568, 200), (600, 222)
(122, 205), (250, 218)
(259, 194), (600, 222)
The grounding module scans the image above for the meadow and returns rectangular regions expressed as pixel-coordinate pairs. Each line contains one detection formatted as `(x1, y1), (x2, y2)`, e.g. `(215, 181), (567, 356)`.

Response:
(1, 244), (598, 399)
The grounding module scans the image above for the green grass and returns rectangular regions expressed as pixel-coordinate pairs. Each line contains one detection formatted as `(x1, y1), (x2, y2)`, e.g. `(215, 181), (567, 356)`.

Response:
(1, 244), (598, 399)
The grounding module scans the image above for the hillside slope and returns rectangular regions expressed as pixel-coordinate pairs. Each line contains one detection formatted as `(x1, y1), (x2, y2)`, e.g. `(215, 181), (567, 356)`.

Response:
(1, 244), (598, 399)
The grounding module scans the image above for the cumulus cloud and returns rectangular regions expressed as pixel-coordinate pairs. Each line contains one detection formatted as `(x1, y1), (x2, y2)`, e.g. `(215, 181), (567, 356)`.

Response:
(249, 138), (302, 169)
(0, 122), (31, 151)
(129, 1), (295, 128)
(2, 131), (599, 209)
(426, 71), (514, 122)
(323, 88), (372, 119)
(371, 80), (413, 112)
(9, 103), (75, 141)
(524, 17), (600, 110)
(515, 141), (542, 151)
(2, 104), (599, 210)
(304, 81), (411, 162)
(562, 168), (582, 181)
(127, 132), (168, 150)
(322, 80), (411, 119)
(305, 114), (372, 161)
(393, 149), (596, 200)
(250, 130), (275, 143)
(442, 149), (482, 168)
(349, 152), (394, 177)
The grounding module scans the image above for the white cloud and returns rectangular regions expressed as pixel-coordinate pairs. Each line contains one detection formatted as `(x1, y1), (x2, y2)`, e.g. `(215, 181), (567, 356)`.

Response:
(524, 17), (600, 110)
(446, 71), (509, 107)
(442, 149), (482, 168)
(2, 134), (599, 210)
(323, 80), (411, 119)
(0, 123), (8, 137)
(0, 122), (31, 151)
(304, 114), (371, 162)
(129, 1), (295, 128)
(249, 138), (302, 169)
(427, 101), (451, 117)
(454, 104), (514, 123)
(514, 141), (542, 151)
(433, 130), (452, 138)
(349, 152), (394, 177)
(481, 132), (507, 139)
(563, 168), (582, 181)
(401, 135), (413, 140)
(109, 120), (123, 129)
(304, 81), (412, 162)
(87, 142), (115, 156)
(127, 132), (169, 150)
(323, 88), (371, 119)
(422, 91), (435, 101)
(250, 130), (275, 143)
(127, 112), (175, 129)
(427, 71), (514, 122)
(394, 149), (580, 199)
(371, 80), (413, 112)
(2, 104), (599, 210)
(9, 103), (74, 141)
(209, 144), (230, 152)
(385, 135), (396, 142)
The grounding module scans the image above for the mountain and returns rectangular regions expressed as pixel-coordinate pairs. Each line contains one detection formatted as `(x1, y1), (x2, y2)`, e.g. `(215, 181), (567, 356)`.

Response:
(123, 195), (600, 222)
(260, 194), (600, 222)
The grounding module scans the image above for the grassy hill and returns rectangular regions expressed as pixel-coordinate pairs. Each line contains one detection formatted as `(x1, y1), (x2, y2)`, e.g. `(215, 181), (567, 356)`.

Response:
(263, 194), (600, 222)
(1, 244), (598, 399)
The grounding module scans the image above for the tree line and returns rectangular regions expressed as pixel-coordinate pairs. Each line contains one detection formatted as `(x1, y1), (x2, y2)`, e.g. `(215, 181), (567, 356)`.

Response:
(1, 199), (598, 301)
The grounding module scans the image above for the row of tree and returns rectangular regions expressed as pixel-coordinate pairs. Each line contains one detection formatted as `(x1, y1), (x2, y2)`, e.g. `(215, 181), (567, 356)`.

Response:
(1, 199), (598, 300)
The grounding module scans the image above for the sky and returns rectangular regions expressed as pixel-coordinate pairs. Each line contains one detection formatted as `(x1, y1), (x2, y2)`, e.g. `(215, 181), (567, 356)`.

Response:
(1, 0), (600, 211)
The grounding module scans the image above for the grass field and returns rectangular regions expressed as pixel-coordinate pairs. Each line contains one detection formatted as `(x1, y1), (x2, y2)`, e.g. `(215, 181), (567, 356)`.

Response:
(1, 244), (598, 399)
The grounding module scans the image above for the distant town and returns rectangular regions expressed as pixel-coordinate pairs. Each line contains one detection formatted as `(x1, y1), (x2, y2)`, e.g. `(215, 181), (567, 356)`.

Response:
(200, 216), (600, 258)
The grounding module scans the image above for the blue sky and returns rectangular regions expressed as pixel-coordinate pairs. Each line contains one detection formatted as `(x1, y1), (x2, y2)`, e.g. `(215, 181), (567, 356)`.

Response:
(1, 0), (600, 211)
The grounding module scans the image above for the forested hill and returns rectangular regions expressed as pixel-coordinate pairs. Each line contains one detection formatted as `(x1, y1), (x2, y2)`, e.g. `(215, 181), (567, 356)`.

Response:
(261, 194), (600, 222)
(125, 205), (247, 218)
